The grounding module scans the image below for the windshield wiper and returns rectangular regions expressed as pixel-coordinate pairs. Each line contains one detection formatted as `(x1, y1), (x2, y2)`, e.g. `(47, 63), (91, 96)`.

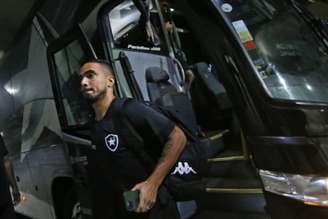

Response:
(290, 0), (328, 49)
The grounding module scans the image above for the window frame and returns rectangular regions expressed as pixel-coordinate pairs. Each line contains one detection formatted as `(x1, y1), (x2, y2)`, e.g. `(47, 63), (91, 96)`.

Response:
(99, 0), (169, 56)
(47, 26), (95, 131)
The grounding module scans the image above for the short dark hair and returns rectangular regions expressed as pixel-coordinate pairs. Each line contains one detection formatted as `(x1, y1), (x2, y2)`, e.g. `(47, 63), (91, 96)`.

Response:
(81, 58), (114, 77)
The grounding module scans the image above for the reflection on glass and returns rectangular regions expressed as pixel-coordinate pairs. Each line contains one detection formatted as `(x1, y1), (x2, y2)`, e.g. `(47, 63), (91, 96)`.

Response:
(108, 0), (161, 49)
(221, 0), (328, 103)
(109, 0), (141, 41)
(53, 40), (91, 126)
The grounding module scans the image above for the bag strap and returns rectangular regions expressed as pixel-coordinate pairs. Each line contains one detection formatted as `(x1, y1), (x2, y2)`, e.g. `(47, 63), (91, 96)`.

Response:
(111, 98), (156, 174)
(144, 101), (198, 142)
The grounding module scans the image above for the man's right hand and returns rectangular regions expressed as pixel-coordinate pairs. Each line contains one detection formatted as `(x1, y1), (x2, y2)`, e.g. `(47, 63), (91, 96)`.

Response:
(131, 180), (159, 213)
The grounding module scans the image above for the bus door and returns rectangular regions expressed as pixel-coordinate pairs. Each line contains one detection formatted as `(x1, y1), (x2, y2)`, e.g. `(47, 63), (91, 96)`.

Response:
(47, 26), (98, 219)
(98, 0), (270, 217)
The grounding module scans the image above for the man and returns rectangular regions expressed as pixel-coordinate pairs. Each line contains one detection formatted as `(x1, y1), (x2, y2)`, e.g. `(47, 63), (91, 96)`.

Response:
(0, 135), (21, 219)
(80, 59), (187, 218)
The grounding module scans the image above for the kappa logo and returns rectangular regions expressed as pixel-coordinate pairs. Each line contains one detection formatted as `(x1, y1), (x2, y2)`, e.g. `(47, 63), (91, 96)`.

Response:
(171, 162), (197, 175)
(105, 134), (119, 152)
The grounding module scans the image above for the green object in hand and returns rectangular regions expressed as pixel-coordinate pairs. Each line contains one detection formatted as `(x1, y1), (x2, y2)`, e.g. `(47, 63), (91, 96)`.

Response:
(123, 190), (140, 211)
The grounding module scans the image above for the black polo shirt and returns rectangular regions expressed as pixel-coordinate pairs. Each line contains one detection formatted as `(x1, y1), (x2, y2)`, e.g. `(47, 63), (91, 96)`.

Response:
(0, 136), (11, 205)
(91, 98), (175, 190)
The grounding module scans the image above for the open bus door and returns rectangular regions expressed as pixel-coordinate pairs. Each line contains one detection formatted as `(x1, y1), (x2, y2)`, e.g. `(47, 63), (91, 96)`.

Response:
(47, 26), (98, 219)
(97, 0), (269, 218)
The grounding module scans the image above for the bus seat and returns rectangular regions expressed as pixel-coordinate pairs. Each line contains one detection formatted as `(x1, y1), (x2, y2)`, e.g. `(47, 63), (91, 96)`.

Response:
(145, 66), (176, 102)
(145, 66), (200, 136)
(193, 62), (232, 111)
(190, 62), (233, 131)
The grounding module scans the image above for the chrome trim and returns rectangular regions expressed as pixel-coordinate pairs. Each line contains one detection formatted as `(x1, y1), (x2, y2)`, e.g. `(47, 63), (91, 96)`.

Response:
(208, 155), (245, 162)
(206, 188), (263, 194)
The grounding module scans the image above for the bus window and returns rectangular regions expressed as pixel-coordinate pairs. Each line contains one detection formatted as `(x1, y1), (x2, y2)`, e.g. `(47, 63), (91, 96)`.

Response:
(109, 0), (141, 42)
(52, 39), (91, 127)
(218, 0), (328, 103)
(108, 0), (163, 51)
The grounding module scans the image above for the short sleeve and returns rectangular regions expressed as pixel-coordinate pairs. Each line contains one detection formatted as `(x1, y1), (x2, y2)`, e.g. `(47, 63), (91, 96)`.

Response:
(124, 100), (175, 145)
(0, 136), (8, 157)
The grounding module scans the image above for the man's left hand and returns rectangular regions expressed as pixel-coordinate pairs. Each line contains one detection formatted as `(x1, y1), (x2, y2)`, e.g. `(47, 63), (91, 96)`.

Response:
(131, 180), (159, 213)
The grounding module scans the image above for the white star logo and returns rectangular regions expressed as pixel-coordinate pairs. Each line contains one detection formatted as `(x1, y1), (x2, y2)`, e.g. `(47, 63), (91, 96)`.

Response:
(109, 138), (116, 146)
(105, 134), (119, 152)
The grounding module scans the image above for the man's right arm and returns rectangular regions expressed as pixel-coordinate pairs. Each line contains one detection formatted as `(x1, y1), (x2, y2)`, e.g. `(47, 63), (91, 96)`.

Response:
(125, 101), (187, 212)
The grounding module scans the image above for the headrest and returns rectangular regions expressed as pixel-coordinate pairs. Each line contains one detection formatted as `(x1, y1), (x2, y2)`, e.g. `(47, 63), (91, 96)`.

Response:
(145, 67), (170, 83)
(193, 62), (210, 75)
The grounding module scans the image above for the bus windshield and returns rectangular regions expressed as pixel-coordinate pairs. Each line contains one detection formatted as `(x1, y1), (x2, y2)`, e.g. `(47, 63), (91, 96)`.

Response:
(219, 0), (328, 103)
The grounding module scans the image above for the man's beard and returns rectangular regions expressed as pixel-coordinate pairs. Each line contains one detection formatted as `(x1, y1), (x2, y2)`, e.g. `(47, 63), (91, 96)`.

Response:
(82, 89), (106, 104)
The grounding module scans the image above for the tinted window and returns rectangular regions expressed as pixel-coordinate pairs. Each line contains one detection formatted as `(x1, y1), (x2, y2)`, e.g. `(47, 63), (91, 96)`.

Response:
(52, 40), (91, 127)
(108, 0), (164, 52)
(218, 0), (328, 103)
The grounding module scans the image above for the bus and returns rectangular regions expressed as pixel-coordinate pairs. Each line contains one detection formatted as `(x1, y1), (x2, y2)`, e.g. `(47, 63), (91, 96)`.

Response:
(2, 0), (328, 218)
